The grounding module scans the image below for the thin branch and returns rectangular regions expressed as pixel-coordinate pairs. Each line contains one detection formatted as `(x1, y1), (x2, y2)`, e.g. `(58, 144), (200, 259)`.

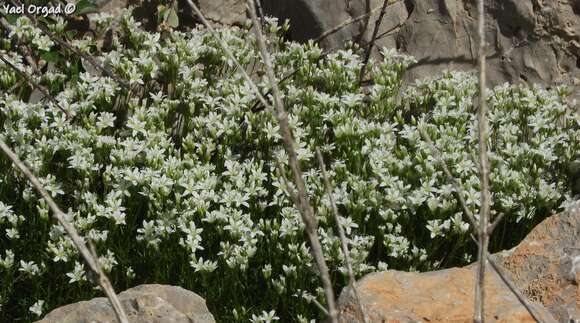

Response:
(419, 122), (542, 321)
(464, 233), (545, 323)
(359, 0), (389, 84)
(475, 0), (491, 320)
(315, 0), (401, 43)
(316, 149), (368, 323)
(0, 54), (71, 119)
(0, 140), (128, 323)
(183, 0), (271, 112)
(246, 1), (338, 321)
(311, 298), (330, 317)
(276, 160), (300, 208)
(417, 125), (478, 229)
(11, 0), (131, 91)
(486, 255), (544, 323)
(184, 0), (338, 318)
(255, 0), (265, 24)
(487, 212), (504, 233)
(0, 17), (41, 74)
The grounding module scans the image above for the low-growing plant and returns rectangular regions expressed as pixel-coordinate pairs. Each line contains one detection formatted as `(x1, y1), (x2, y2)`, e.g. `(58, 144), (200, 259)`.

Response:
(0, 10), (578, 322)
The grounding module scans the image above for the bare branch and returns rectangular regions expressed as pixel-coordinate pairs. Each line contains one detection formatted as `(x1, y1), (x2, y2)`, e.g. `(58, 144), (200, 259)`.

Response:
(417, 125), (478, 229)
(359, 0), (389, 84)
(315, 1), (401, 43)
(183, 0), (339, 319)
(246, 1), (338, 321)
(486, 255), (545, 323)
(10, 0), (131, 91)
(487, 212), (504, 233)
(465, 233), (547, 323)
(0, 54), (71, 119)
(316, 149), (368, 323)
(474, 0), (491, 320)
(184, 0), (271, 112)
(0, 140), (128, 323)
(418, 125), (533, 321)
(254, 0), (265, 24)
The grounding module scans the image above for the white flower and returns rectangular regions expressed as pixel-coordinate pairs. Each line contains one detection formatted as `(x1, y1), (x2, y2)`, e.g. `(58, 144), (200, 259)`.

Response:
(6, 228), (19, 239)
(0, 250), (15, 269)
(19, 260), (40, 276)
(66, 261), (86, 284)
(29, 300), (44, 317)
(98, 250), (118, 273)
(97, 112), (116, 130)
(250, 310), (280, 323)
(126, 266), (136, 280)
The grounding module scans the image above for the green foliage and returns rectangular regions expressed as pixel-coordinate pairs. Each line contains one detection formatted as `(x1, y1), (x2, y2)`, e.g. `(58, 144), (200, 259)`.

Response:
(0, 10), (578, 322)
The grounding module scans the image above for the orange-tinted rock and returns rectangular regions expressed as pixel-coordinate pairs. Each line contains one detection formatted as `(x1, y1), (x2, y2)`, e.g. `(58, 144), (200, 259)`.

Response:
(339, 205), (580, 322)
(338, 266), (554, 322)
(493, 205), (580, 322)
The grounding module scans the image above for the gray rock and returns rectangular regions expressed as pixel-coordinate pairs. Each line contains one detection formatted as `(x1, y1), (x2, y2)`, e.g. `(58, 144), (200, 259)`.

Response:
(263, 0), (580, 101)
(36, 284), (215, 323)
(261, 0), (365, 50)
(94, 0), (128, 16)
(198, 0), (246, 25)
(393, 0), (580, 100)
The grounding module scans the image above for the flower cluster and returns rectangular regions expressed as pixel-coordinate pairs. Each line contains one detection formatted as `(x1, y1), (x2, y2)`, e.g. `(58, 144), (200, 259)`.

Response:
(0, 10), (578, 322)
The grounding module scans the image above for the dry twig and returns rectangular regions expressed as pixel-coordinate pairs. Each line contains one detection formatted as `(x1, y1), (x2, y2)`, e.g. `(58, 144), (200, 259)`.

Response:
(417, 125), (543, 322)
(184, 0), (271, 112)
(247, 1), (338, 321)
(0, 54), (71, 119)
(358, 0), (389, 84)
(184, 0), (339, 319)
(316, 149), (368, 323)
(0, 140), (128, 323)
(474, 0), (492, 321)
(315, 0), (401, 43)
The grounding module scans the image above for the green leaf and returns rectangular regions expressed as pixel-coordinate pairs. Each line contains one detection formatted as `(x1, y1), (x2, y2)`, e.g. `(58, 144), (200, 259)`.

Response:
(167, 8), (179, 28)
(157, 4), (168, 25)
(40, 51), (62, 64)
(75, 0), (97, 15)
(65, 30), (77, 40)
(5, 14), (18, 25)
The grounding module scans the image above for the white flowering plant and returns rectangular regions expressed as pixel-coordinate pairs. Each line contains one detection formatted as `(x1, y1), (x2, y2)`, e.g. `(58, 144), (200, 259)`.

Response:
(0, 10), (578, 322)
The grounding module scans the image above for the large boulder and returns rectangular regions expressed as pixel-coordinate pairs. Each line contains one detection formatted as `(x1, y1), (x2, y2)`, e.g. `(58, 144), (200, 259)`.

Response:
(338, 205), (580, 322)
(393, 0), (580, 99)
(263, 0), (580, 101)
(36, 284), (215, 323)
(337, 266), (556, 322)
(261, 0), (367, 50)
(493, 204), (580, 322)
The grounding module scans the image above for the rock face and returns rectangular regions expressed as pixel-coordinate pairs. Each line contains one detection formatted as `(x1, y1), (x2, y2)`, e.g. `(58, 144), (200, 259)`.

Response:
(261, 0), (363, 50)
(338, 206), (580, 322)
(37, 284), (215, 323)
(338, 266), (556, 322)
(394, 0), (580, 98)
(198, 0), (246, 25)
(263, 0), (580, 100)
(493, 206), (580, 322)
